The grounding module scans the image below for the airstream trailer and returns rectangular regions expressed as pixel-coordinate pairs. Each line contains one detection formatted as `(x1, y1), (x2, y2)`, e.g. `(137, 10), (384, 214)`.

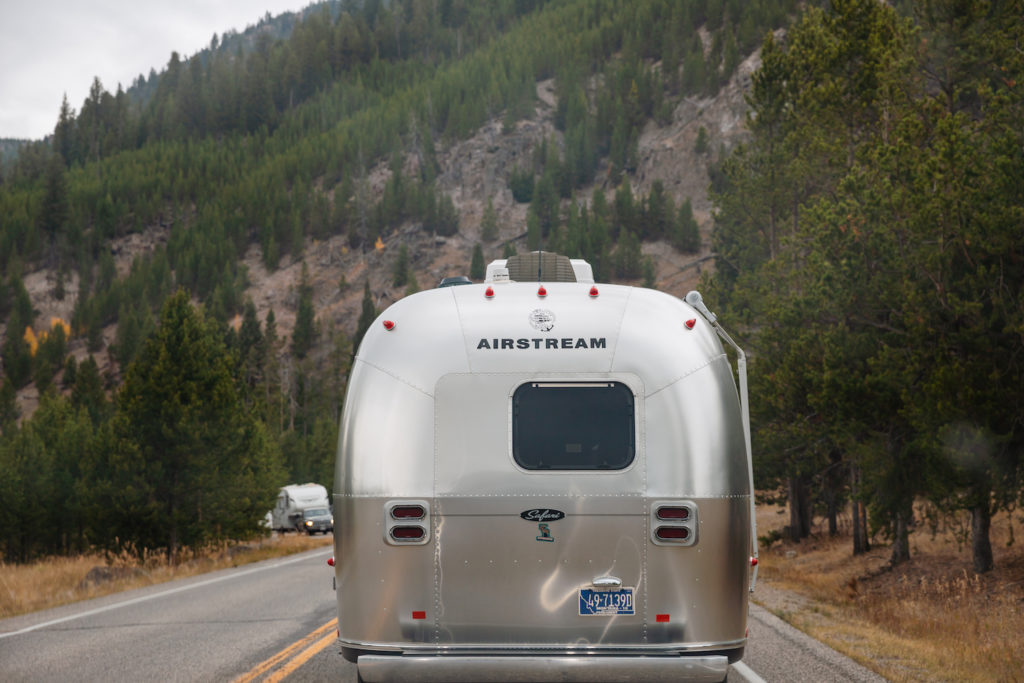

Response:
(333, 253), (757, 683)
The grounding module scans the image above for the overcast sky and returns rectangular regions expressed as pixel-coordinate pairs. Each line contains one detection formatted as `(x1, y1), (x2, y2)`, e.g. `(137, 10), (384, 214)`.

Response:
(0, 1), (313, 140)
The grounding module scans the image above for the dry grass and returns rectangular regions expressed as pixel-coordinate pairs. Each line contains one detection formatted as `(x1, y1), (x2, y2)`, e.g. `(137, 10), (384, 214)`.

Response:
(0, 533), (333, 620)
(754, 503), (1024, 682)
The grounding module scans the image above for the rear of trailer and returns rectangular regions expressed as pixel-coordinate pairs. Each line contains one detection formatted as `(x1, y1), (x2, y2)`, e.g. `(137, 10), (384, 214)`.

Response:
(333, 255), (756, 683)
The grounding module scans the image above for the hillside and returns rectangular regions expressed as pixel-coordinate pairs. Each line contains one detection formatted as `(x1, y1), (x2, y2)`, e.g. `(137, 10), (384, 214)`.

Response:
(8, 35), (764, 423)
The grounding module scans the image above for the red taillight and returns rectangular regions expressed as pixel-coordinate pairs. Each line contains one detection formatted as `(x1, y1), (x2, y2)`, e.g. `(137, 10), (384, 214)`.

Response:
(656, 506), (690, 521)
(655, 527), (690, 541)
(391, 505), (425, 520)
(651, 500), (697, 546)
(391, 526), (426, 541)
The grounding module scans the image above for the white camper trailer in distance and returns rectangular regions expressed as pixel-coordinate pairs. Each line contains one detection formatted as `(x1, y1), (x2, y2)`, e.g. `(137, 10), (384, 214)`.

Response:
(271, 483), (330, 532)
(333, 253), (757, 683)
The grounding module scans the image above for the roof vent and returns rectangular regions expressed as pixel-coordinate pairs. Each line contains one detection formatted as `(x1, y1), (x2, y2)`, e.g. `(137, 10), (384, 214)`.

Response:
(505, 252), (577, 283)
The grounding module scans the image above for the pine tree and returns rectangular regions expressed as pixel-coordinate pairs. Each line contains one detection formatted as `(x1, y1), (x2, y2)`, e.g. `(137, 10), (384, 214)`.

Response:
(673, 199), (700, 253)
(292, 264), (317, 359)
(480, 197), (499, 242)
(392, 244), (410, 288)
(470, 244), (485, 280)
(353, 280), (377, 354)
(105, 289), (284, 561)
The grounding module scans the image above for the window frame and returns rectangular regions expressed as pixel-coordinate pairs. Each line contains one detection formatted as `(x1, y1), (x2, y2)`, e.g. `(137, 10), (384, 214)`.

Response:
(511, 381), (637, 471)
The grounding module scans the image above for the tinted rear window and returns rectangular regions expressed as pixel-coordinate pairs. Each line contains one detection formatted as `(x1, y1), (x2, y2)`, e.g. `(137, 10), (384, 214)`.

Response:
(512, 382), (635, 470)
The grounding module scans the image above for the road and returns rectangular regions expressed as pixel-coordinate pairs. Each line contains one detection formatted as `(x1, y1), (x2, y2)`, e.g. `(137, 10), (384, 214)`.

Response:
(0, 547), (884, 682)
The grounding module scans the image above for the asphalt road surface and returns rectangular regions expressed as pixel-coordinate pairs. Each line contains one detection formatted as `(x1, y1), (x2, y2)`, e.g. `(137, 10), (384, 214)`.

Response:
(0, 547), (885, 682)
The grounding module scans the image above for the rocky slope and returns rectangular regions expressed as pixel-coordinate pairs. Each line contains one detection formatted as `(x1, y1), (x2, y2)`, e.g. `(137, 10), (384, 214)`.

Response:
(9, 48), (762, 419)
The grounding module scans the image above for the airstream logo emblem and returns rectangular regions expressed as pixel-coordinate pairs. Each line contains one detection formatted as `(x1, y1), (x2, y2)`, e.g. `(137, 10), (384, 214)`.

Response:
(521, 509), (565, 522)
(529, 309), (556, 332)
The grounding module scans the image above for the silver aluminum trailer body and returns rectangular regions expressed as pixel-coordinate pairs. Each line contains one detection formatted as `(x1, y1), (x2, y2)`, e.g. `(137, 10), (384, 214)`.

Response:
(333, 264), (755, 683)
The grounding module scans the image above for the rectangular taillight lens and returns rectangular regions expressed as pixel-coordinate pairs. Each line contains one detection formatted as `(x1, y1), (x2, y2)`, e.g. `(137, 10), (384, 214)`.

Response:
(391, 505), (425, 520)
(390, 526), (426, 541)
(656, 506), (690, 520)
(655, 526), (690, 541)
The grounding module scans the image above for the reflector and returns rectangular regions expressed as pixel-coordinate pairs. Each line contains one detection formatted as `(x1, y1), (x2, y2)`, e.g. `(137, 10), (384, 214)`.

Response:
(656, 507), (690, 520)
(391, 505), (426, 519)
(391, 526), (426, 540)
(655, 527), (690, 541)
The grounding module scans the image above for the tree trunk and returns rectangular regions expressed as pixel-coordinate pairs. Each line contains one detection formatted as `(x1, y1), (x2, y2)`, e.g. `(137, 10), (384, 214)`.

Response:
(825, 451), (842, 537)
(971, 501), (994, 573)
(851, 465), (870, 555)
(787, 475), (812, 541)
(889, 506), (910, 565)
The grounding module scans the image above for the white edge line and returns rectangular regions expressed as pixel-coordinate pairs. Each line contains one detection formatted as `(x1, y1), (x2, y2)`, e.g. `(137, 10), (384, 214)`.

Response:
(731, 661), (768, 683)
(0, 549), (333, 640)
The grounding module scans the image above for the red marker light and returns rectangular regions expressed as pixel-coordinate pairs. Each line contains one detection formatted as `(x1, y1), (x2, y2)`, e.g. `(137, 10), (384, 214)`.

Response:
(327, 557), (335, 567)
(685, 319), (697, 330)
(390, 526), (426, 540)
(750, 556), (758, 567)
(391, 505), (426, 520)
(656, 506), (690, 520)
(655, 526), (690, 541)
(412, 611), (426, 620)
(538, 285), (547, 298)
(485, 286), (495, 298)
(589, 286), (599, 298)
(656, 614), (670, 623)
(383, 320), (396, 331)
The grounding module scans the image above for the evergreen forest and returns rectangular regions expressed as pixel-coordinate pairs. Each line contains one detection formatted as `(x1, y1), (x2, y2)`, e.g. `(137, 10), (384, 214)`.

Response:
(0, 0), (1020, 574)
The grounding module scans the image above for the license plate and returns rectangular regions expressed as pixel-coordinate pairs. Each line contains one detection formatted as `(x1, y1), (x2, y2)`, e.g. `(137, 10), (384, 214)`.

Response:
(579, 587), (635, 616)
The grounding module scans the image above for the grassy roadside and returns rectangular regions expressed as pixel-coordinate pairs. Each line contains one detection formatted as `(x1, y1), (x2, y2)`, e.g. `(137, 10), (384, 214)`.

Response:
(752, 504), (1024, 682)
(0, 533), (333, 620)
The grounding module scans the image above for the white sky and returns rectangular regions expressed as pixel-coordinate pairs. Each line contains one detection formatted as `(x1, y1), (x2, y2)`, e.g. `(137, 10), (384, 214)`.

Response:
(0, 1), (313, 140)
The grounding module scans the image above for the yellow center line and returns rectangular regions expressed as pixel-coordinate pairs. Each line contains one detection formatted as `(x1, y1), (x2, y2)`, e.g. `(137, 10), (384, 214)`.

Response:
(264, 630), (339, 682)
(234, 618), (337, 683)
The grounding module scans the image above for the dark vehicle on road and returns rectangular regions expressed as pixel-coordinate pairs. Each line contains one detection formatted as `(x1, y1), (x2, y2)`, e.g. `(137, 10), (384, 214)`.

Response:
(301, 507), (333, 535)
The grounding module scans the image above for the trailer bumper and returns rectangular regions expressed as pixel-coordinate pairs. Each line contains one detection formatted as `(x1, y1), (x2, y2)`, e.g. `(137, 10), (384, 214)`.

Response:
(357, 654), (730, 682)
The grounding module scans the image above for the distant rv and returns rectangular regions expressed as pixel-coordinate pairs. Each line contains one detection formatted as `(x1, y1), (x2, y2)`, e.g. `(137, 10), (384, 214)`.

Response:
(271, 483), (330, 532)
(332, 252), (757, 683)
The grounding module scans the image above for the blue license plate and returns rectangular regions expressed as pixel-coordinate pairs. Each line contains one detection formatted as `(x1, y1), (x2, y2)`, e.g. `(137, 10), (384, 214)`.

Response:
(579, 587), (635, 616)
